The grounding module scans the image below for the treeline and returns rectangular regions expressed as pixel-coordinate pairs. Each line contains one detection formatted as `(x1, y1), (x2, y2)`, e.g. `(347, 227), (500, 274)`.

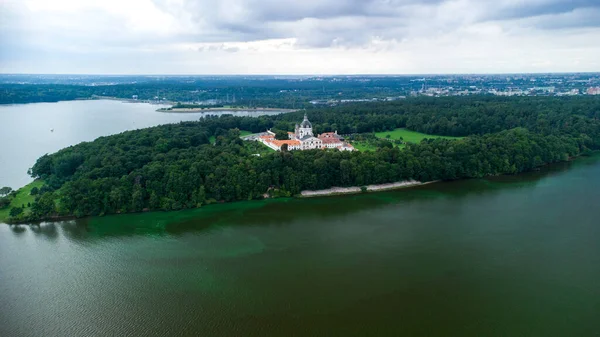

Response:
(273, 96), (600, 141)
(152, 96), (600, 141)
(0, 78), (403, 108)
(0, 84), (94, 104)
(16, 96), (600, 221)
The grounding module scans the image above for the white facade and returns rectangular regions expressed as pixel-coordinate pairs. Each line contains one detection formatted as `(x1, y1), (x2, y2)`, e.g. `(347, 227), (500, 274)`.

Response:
(295, 114), (314, 138)
(300, 137), (323, 150)
(257, 114), (356, 152)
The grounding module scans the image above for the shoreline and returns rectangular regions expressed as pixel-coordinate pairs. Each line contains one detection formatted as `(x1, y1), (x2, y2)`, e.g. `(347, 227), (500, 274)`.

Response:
(4, 154), (598, 225)
(1, 180), (433, 225)
(158, 107), (298, 113)
(0, 97), (173, 106)
(299, 180), (438, 198)
(91, 96), (173, 105)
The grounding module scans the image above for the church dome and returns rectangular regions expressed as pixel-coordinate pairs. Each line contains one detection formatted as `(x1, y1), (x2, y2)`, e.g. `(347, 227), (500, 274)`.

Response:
(300, 114), (312, 128)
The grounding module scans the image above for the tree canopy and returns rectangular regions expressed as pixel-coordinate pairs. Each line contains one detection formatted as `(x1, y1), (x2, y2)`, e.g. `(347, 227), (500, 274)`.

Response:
(0, 187), (13, 197)
(20, 96), (600, 221)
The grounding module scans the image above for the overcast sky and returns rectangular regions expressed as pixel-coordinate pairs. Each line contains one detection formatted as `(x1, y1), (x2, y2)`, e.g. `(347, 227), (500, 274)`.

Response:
(1, 0), (599, 74)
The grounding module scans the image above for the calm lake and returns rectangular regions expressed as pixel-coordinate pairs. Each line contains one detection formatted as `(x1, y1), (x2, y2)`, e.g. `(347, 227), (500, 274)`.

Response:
(1, 156), (599, 336)
(0, 100), (284, 189)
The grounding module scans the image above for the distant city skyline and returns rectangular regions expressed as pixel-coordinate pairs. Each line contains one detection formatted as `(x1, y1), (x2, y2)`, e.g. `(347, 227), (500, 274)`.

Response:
(1, 0), (600, 74)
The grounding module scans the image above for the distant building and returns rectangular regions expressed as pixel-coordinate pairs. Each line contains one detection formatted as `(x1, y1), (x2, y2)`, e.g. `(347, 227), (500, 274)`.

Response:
(587, 87), (600, 95)
(531, 86), (555, 93)
(557, 89), (580, 96)
(257, 114), (355, 152)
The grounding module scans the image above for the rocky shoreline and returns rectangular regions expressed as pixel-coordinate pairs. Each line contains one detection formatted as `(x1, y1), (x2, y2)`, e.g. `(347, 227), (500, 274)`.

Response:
(300, 180), (435, 197)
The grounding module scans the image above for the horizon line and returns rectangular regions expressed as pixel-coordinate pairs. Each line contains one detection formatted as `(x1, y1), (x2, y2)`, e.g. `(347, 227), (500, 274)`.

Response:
(1, 71), (600, 77)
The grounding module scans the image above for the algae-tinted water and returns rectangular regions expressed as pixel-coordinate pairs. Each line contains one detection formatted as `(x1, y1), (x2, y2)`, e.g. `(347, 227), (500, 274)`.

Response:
(1, 157), (599, 336)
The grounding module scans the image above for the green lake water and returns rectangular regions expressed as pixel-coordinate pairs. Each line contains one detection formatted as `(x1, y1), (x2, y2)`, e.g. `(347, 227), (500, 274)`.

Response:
(1, 156), (600, 336)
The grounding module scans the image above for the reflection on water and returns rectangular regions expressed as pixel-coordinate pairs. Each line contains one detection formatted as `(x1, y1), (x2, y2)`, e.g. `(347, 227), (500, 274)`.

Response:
(4, 155), (595, 241)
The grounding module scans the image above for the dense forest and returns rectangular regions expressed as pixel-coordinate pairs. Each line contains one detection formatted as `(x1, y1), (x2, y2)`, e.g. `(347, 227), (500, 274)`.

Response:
(274, 96), (600, 140)
(6, 96), (600, 222)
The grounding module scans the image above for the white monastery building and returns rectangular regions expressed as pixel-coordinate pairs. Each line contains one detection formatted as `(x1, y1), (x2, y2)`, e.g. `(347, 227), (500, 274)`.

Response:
(258, 114), (355, 152)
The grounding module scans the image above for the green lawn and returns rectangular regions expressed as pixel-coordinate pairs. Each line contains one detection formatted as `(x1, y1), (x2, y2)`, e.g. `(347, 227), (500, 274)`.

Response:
(351, 141), (379, 152)
(375, 128), (463, 143)
(0, 180), (45, 222)
(245, 141), (275, 155)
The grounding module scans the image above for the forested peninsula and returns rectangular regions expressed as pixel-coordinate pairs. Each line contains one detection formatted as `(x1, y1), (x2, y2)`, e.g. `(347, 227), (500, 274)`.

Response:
(5, 96), (600, 223)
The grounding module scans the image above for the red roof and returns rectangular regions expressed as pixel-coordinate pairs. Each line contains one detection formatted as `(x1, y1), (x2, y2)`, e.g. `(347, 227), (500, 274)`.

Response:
(271, 140), (300, 147)
(320, 137), (342, 144)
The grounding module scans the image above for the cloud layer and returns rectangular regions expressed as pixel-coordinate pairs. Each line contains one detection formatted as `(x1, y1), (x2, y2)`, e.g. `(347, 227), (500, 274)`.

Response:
(1, 0), (599, 74)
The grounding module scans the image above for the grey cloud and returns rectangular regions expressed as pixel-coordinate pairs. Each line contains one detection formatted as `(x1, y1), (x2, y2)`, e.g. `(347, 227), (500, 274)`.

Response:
(476, 1), (600, 32)
(285, 16), (410, 48)
(528, 8), (600, 30)
(151, 0), (439, 47)
(482, 0), (600, 22)
(152, 0), (600, 50)
(153, 0), (445, 24)
(3, 0), (600, 74)
(240, 0), (445, 22)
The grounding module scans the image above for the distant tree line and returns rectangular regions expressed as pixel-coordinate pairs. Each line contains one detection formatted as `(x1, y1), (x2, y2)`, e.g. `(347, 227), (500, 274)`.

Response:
(0, 79), (401, 108)
(273, 96), (600, 141)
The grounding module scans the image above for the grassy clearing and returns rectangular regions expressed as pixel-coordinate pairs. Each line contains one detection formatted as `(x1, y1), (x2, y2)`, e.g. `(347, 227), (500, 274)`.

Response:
(240, 131), (275, 155)
(245, 141), (275, 155)
(375, 128), (463, 143)
(351, 128), (461, 152)
(351, 141), (379, 152)
(0, 180), (45, 222)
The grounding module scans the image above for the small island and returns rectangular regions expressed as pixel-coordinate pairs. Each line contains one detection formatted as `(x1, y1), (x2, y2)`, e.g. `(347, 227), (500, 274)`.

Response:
(158, 102), (297, 113)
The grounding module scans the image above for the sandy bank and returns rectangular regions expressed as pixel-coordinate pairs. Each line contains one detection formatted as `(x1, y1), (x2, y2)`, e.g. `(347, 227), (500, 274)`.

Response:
(158, 107), (297, 113)
(300, 180), (433, 197)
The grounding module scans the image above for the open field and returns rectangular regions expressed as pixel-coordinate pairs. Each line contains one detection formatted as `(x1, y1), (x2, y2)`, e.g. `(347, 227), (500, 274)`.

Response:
(351, 141), (379, 152)
(0, 180), (45, 222)
(351, 128), (462, 152)
(375, 128), (463, 143)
